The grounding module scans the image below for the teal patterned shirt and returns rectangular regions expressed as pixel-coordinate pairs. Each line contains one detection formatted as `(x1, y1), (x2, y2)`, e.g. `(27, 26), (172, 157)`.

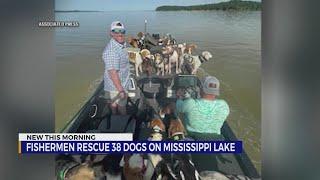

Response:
(176, 98), (230, 134)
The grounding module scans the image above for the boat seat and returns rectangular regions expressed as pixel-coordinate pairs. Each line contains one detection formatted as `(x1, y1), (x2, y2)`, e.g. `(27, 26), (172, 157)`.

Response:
(98, 115), (136, 133)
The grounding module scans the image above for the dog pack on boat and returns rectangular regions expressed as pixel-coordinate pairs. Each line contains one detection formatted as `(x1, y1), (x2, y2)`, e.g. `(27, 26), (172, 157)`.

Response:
(56, 29), (261, 179)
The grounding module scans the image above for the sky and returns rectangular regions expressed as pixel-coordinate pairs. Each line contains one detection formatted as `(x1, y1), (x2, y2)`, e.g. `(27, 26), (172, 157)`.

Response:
(55, 0), (261, 11)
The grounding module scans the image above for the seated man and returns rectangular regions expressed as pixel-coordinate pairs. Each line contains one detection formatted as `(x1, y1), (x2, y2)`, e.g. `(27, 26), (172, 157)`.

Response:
(175, 76), (230, 139)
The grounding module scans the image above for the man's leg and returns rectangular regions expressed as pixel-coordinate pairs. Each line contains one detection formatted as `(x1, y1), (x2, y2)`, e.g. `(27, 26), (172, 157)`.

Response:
(105, 91), (127, 115)
(117, 105), (126, 115)
(105, 91), (118, 114)
(117, 98), (127, 115)
(110, 103), (118, 114)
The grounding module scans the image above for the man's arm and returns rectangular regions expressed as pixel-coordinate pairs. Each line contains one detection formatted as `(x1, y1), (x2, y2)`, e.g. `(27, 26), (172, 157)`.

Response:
(175, 98), (194, 118)
(108, 69), (124, 92)
(216, 100), (230, 122)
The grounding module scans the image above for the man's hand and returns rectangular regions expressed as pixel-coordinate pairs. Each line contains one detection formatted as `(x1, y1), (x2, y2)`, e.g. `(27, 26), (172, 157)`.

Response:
(119, 91), (127, 99)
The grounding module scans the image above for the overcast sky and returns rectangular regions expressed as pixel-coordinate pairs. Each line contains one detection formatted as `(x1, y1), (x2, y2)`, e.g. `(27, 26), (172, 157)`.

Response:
(55, 0), (261, 11)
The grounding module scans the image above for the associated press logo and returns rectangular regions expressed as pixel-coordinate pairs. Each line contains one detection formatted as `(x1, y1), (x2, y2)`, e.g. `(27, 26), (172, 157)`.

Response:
(38, 21), (79, 27)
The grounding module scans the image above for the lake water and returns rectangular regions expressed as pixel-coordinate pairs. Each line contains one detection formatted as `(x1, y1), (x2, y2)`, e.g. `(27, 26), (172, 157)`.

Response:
(55, 11), (261, 172)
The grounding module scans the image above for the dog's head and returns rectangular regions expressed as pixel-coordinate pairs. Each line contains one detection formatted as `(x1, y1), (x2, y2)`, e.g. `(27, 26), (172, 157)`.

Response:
(123, 154), (144, 169)
(162, 45), (174, 55)
(149, 118), (166, 133)
(127, 36), (133, 42)
(168, 119), (186, 140)
(137, 32), (144, 39)
(201, 51), (213, 61)
(67, 164), (96, 180)
(187, 44), (197, 49)
(186, 44), (197, 54)
(162, 38), (169, 46)
(178, 43), (184, 49)
(148, 132), (163, 141)
(122, 154), (145, 179)
(128, 36), (139, 48)
(149, 54), (155, 61)
(128, 51), (137, 63)
(154, 53), (163, 64)
(159, 102), (176, 118)
(183, 54), (194, 64)
(140, 49), (151, 59)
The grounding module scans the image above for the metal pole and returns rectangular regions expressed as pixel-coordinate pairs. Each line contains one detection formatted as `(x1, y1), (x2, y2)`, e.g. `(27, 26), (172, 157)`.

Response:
(144, 19), (147, 34)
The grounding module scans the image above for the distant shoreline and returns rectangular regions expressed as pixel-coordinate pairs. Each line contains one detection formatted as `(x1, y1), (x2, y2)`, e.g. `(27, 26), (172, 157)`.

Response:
(156, 0), (261, 11)
(54, 10), (102, 13)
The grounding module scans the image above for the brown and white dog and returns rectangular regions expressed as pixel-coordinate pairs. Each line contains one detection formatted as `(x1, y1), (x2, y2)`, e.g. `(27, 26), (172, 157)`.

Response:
(159, 102), (176, 119)
(128, 50), (143, 76)
(162, 45), (180, 74)
(178, 43), (187, 56)
(148, 116), (200, 180)
(127, 49), (152, 77)
(154, 53), (165, 76)
(144, 118), (166, 180)
(145, 118), (179, 180)
(177, 43), (187, 71)
(166, 116), (201, 180)
(168, 119), (187, 140)
(140, 49), (153, 76)
(149, 118), (166, 135)
(121, 154), (146, 180)
(128, 36), (140, 48)
(140, 49), (151, 59)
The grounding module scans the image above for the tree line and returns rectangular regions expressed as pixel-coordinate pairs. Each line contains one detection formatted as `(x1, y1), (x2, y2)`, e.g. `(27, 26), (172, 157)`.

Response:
(156, 0), (261, 11)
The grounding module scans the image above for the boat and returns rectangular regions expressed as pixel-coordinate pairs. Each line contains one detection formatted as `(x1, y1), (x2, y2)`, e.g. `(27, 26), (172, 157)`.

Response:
(57, 32), (261, 179)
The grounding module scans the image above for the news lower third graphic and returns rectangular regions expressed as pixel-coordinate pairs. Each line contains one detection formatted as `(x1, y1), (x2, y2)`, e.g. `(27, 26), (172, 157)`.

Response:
(18, 133), (242, 154)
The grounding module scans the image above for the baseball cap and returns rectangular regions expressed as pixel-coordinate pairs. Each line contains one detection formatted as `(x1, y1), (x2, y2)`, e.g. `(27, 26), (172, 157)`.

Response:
(110, 21), (125, 32)
(201, 76), (220, 96)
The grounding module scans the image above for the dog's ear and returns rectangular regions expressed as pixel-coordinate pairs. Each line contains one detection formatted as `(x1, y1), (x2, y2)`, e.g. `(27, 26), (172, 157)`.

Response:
(150, 119), (156, 128)
(150, 119), (166, 132)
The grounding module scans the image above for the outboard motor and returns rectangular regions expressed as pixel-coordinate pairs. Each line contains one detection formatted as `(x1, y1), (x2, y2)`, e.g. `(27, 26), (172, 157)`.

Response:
(152, 33), (160, 40)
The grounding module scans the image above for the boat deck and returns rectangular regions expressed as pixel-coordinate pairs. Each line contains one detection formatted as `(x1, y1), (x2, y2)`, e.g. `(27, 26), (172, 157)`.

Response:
(62, 74), (260, 178)
(136, 121), (245, 175)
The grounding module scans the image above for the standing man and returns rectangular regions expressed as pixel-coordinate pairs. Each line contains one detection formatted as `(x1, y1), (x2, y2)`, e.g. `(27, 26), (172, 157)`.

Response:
(102, 21), (130, 115)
